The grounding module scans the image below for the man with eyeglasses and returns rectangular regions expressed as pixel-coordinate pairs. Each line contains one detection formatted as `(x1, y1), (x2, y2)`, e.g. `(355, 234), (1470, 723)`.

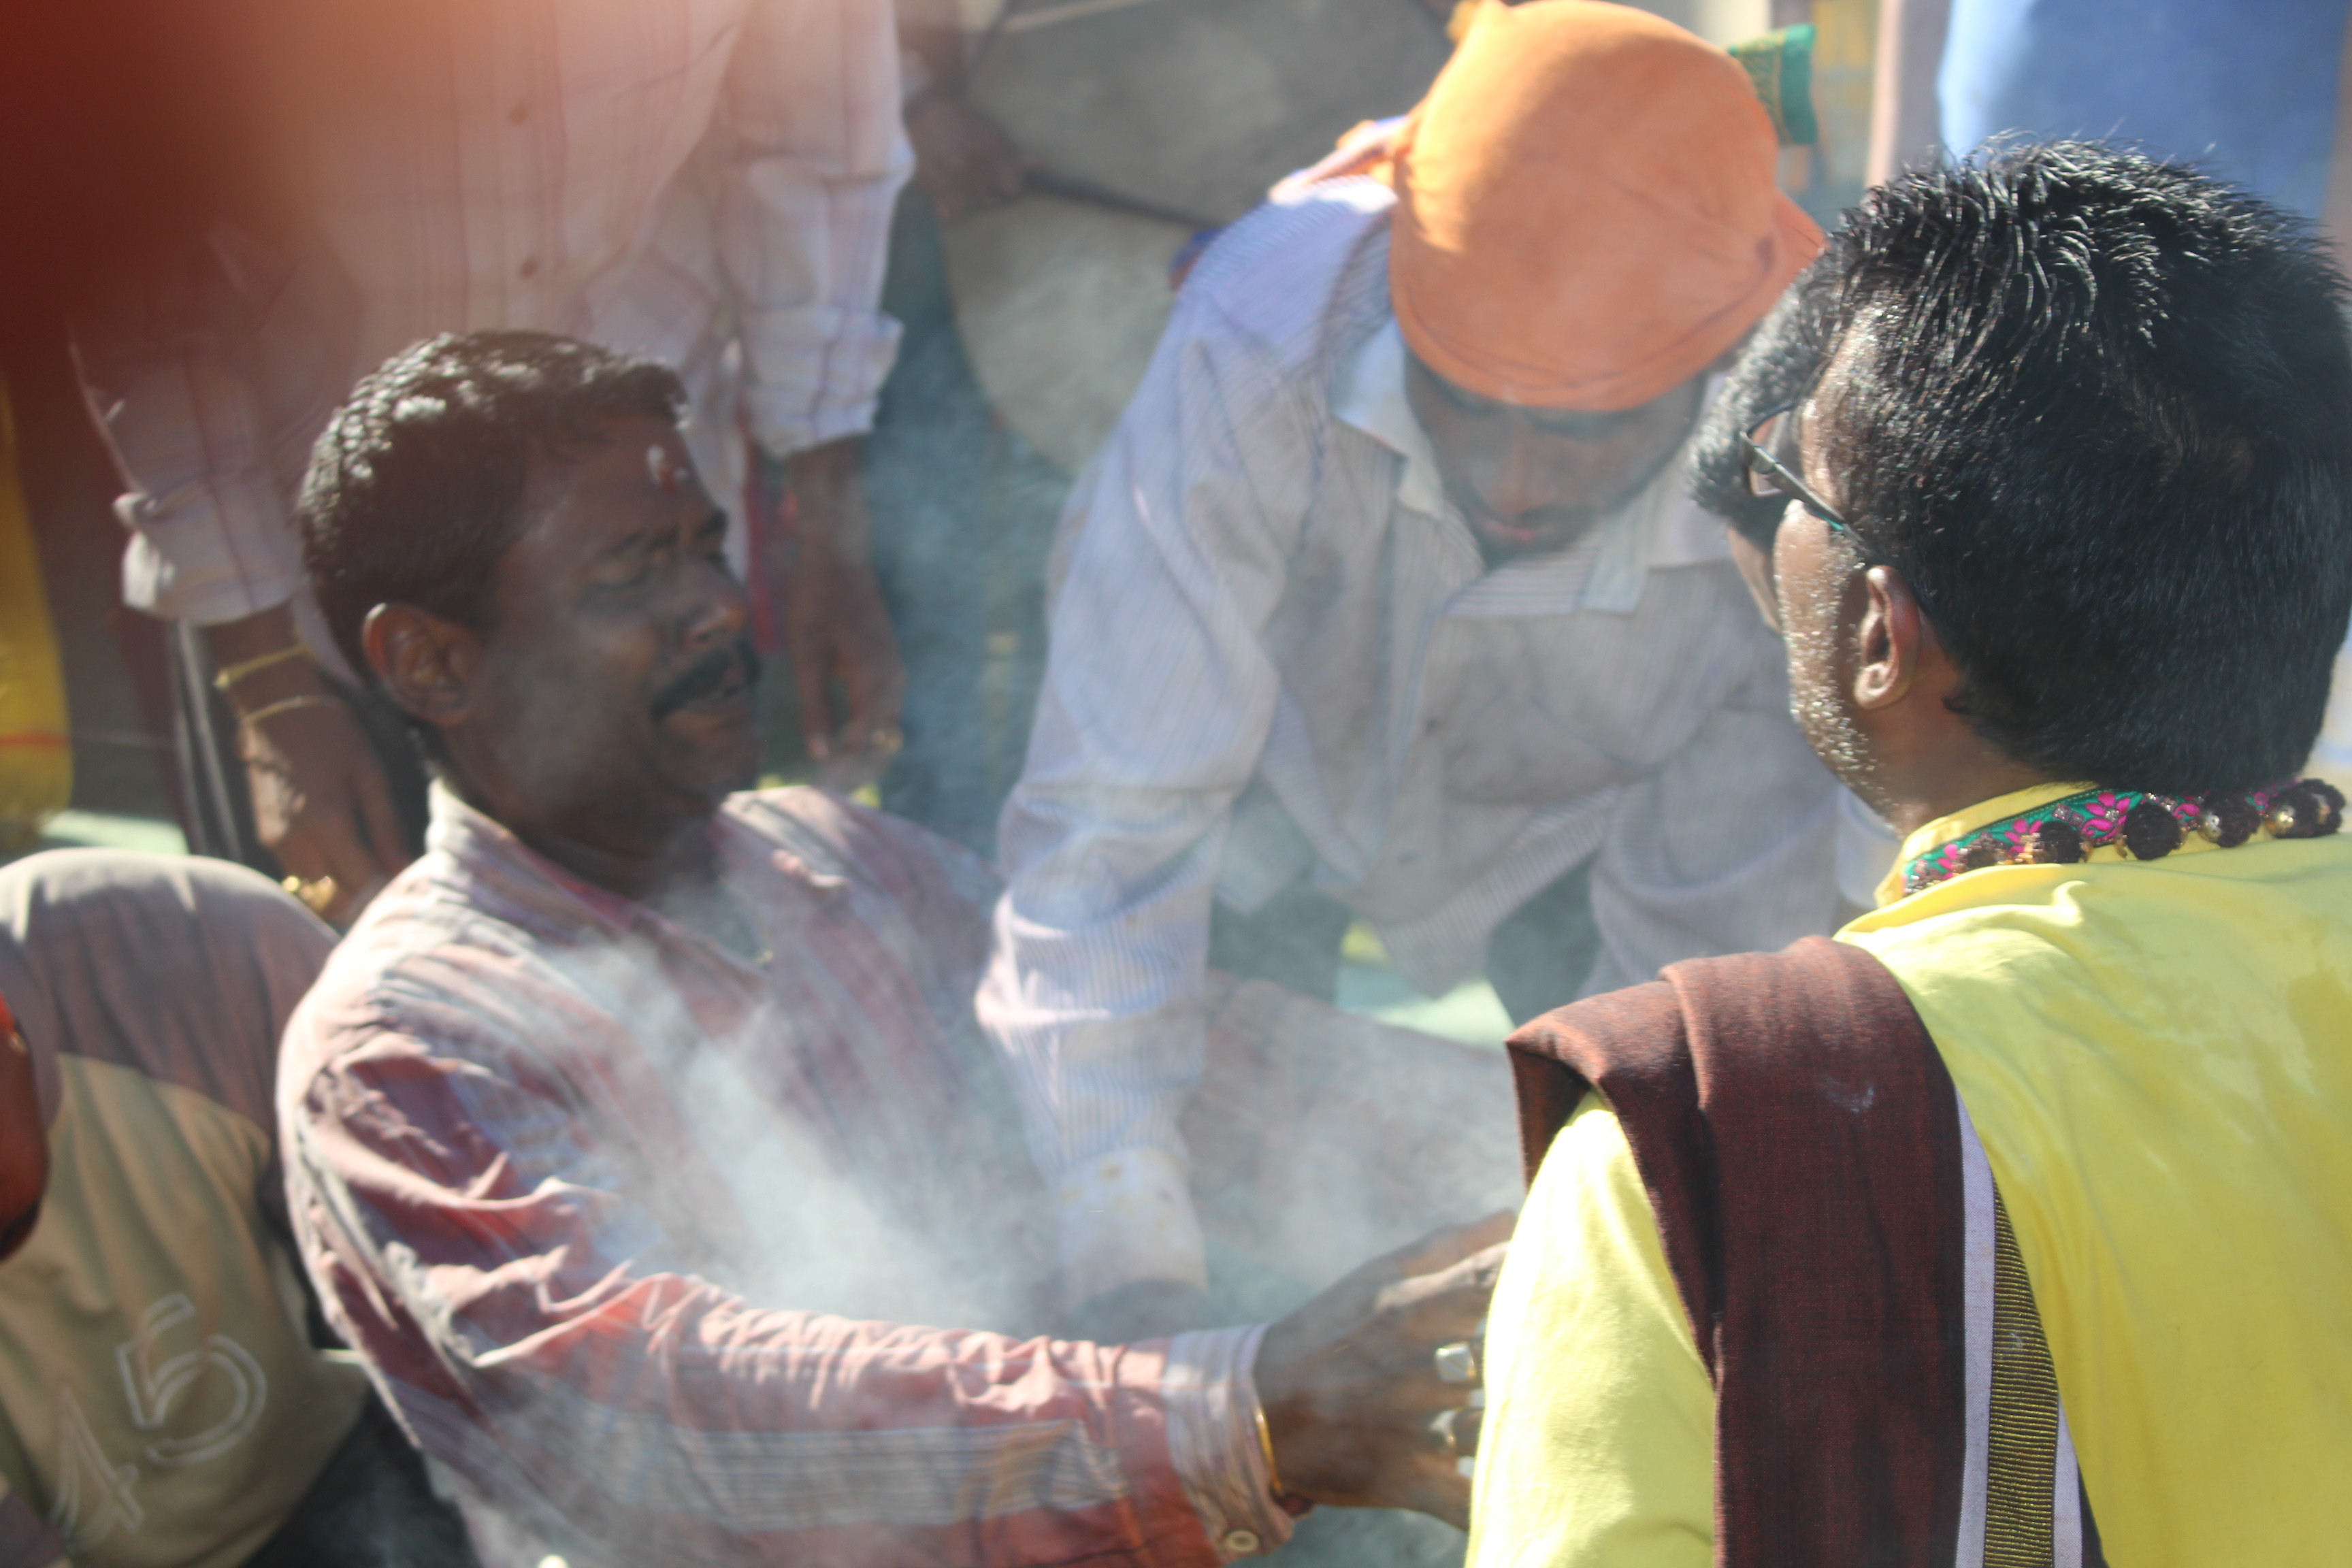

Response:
(1469, 144), (2352, 1567)
(979, 0), (1874, 1345)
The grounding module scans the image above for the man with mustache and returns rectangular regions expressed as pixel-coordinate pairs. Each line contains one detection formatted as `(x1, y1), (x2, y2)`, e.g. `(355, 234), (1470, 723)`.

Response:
(982, 0), (1869, 1342)
(277, 329), (1507, 1568)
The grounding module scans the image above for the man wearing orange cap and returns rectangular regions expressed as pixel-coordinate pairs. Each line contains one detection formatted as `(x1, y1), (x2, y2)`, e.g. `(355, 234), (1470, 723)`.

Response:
(983, 0), (1859, 1343)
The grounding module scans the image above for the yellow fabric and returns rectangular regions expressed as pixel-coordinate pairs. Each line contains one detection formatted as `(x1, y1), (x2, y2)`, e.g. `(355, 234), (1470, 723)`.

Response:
(1870, 779), (2110, 906)
(0, 1057), (370, 1568)
(1844, 785), (2352, 1565)
(0, 378), (71, 855)
(1471, 780), (2352, 1566)
(1467, 1096), (1712, 1568)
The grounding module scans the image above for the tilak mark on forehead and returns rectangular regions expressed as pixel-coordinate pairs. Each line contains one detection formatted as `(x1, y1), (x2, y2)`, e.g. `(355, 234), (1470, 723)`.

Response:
(647, 443), (685, 495)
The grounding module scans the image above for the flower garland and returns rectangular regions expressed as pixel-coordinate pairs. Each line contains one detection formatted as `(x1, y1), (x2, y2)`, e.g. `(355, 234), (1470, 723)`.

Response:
(1899, 777), (2346, 898)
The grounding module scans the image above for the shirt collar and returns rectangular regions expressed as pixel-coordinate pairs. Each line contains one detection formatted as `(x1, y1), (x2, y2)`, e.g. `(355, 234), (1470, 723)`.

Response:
(425, 781), (646, 937)
(1872, 781), (2096, 907)
(1333, 318), (1451, 519)
(421, 781), (827, 970)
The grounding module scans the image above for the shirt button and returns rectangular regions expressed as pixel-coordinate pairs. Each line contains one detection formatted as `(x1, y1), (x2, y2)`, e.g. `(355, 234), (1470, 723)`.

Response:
(518, 257), (540, 278)
(1219, 1528), (1261, 1555)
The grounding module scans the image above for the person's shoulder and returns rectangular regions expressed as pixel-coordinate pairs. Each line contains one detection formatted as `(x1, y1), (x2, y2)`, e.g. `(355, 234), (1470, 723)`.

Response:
(282, 853), (564, 1081)
(1845, 828), (2352, 1001)
(0, 849), (333, 1135)
(1175, 183), (1395, 355)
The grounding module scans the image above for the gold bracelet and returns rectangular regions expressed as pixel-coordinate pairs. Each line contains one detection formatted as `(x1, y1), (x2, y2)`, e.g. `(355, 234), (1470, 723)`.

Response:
(212, 643), (312, 691)
(1254, 1403), (1286, 1500)
(238, 694), (344, 728)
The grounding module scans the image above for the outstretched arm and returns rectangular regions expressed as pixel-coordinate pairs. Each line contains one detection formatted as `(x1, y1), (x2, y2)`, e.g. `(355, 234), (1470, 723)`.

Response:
(981, 289), (1318, 1328)
(283, 1000), (1281, 1565)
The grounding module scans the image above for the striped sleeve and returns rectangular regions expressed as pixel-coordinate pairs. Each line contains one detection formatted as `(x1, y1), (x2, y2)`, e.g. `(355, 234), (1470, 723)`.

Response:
(282, 987), (1286, 1565)
(74, 245), (310, 626)
(712, 0), (910, 455)
(979, 235), (1329, 1308)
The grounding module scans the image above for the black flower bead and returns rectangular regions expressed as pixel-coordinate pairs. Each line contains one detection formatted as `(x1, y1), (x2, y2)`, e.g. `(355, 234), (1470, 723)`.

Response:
(2305, 779), (2346, 834)
(2122, 798), (2185, 860)
(2272, 782), (2332, 839)
(2205, 794), (2260, 848)
(1961, 837), (2006, 870)
(2033, 818), (2085, 864)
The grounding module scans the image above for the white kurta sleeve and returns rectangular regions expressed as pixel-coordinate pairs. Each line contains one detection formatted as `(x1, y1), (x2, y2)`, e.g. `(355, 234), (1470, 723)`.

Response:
(979, 287), (1316, 1308)
(77, 247), (310, 627)
(709, 0), (911, 456)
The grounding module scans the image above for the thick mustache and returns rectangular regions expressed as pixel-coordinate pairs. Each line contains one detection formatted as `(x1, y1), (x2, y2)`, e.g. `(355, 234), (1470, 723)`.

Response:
(651, 636), (763, 720)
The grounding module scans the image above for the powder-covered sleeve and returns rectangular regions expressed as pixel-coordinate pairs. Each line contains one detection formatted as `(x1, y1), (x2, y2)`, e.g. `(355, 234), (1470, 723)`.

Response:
(277, 947), (1273, 1566)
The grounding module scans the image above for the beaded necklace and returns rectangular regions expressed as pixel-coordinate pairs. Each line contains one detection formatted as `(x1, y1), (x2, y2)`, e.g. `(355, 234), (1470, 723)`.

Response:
(1899, 777), (2346, 898)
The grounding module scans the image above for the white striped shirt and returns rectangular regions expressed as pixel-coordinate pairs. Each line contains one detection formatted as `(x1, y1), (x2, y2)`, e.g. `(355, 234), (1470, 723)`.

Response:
(981, 184), (1846, 1306)
(76, 0), (909, 651)
(280, 784), (1290, 1565)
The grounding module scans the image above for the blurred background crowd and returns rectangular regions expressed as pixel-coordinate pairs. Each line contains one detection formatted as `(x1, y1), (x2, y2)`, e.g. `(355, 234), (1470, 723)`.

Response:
(3, 0), (2351, 1024)
(3, 5), (2350, 1566)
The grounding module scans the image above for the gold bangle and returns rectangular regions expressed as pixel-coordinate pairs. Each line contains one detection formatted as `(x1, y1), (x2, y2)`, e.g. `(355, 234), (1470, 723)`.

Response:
(238, 694), (344, 728)
(212, 643), (312, 691)
(1254, 1403), (1286, 1500)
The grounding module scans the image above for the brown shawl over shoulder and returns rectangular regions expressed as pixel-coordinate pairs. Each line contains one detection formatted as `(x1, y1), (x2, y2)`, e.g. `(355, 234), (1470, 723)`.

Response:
(1509, 936), (1975, 1567)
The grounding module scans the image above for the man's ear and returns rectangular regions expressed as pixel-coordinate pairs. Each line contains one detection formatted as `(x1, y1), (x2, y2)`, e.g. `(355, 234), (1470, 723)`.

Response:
(1850, 564), (1929, 711)
(363, 604), (480, 734)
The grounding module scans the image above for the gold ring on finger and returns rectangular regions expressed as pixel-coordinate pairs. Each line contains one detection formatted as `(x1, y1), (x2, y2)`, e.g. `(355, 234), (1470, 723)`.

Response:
(1427, 1405), (1467, 1459)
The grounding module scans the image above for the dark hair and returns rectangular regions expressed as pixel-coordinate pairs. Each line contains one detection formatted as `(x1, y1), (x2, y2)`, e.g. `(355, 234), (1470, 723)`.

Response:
(1688, 286), (1833, 548)
(1696, 142), (2352, 795)
(297, 330), (687, 681)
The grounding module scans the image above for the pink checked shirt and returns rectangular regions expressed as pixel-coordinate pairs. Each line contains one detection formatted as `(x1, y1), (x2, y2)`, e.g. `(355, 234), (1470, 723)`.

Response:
(278, 785), (1288, 1567)
(78, 0), (909, 657)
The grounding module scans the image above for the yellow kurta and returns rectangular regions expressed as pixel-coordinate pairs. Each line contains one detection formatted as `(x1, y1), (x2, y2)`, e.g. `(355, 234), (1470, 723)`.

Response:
(1469, 783), (2352, 1567)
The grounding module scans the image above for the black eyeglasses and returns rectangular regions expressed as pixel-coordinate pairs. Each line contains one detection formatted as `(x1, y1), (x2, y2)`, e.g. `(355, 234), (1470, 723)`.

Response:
(1740, 403), (1857, 543)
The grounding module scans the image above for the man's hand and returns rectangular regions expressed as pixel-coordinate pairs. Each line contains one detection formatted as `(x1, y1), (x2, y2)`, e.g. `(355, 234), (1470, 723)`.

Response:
(906, 92), (1026, 225)
(1254, 1212), (1514, 1529)
(208, 607), (409, 925)
(781, 439), (905, 793)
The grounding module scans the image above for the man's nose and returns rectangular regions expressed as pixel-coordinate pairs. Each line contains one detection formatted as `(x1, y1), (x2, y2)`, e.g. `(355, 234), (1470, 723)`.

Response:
(1479, 423), (1559, 519)
(679, 551), (751, 647)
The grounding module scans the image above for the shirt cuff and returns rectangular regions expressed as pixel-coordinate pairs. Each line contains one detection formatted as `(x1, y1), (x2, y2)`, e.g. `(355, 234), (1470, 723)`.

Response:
(1057, 1144), (1210, 1307)
(116, 498), (306, 625)
(1163, 1325), (1296, 1560)
(739, 308), (903, 456)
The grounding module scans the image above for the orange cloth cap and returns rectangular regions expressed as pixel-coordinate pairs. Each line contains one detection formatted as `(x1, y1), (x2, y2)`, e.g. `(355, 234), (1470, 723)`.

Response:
(1390, 0), (1825, 410)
